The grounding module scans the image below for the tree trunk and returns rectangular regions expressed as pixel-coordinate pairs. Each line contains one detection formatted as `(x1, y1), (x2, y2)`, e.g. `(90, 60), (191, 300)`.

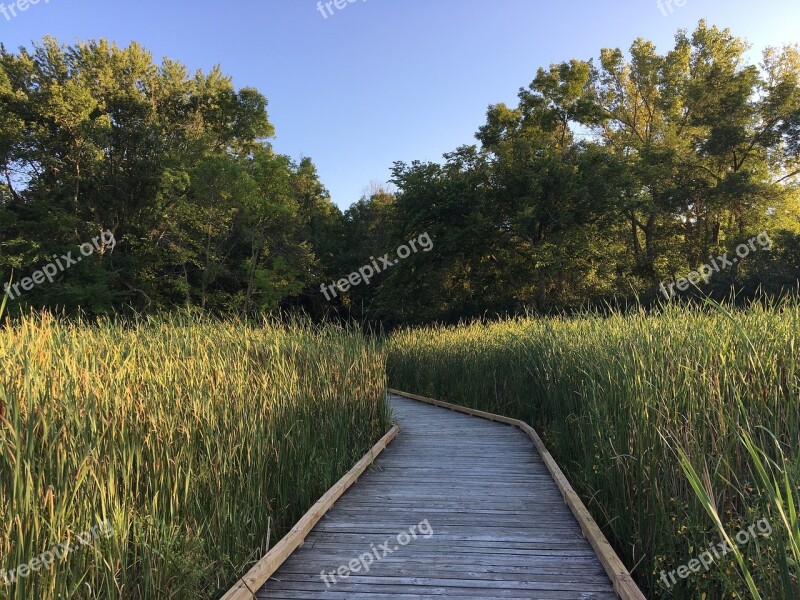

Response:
(629, 216), (641, 259)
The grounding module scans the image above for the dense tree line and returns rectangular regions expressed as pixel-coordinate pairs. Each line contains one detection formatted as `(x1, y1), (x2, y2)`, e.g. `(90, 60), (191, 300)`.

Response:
(0, 37), (341, 316)
(2, 23), (800, 324)
(374, 21), (800, 323)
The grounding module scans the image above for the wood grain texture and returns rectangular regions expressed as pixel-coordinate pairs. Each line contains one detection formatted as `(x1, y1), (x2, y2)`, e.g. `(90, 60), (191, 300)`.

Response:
(220, 425), (400, 600)
(387, 388), (647, 600)
(249, 392), (645, 599)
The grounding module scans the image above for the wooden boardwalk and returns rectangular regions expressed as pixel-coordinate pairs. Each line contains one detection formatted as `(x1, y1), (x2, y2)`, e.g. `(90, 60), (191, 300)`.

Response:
(255, 393), (623, 599)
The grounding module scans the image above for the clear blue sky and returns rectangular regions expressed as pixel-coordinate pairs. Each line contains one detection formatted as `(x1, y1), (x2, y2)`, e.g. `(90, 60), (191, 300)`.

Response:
(2, 0), (798, 209)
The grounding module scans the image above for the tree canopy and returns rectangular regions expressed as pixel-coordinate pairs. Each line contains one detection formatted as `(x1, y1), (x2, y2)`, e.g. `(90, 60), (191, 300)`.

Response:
(2, 23), (799, 323)
(0, 37), (340, 316)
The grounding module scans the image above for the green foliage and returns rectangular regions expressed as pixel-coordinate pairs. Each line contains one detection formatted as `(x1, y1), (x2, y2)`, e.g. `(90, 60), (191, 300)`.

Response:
(0, 38), (340, 317)
(374, 22), (800, 322)
(3, 25), (799, 323)
(3, 24), (798, 324)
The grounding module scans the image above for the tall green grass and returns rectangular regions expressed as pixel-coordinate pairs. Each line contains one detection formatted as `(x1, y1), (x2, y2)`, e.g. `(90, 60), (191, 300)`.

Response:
(387, 302), (799, 599)
(0, 312), (391, 599)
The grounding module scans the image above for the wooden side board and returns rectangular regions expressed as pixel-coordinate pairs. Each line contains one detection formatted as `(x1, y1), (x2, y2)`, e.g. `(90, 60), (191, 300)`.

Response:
(220, 425), (400, 600)
(387, 388), (647, 600)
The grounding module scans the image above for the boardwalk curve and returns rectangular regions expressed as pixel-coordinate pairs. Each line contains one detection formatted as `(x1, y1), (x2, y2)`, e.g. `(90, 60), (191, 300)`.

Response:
(249, 391), (644, 599)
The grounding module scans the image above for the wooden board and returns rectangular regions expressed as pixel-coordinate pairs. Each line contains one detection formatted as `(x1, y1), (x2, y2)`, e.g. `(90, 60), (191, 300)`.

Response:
(249, 392), (645, 599)
(387, 388), (647, 600)
(220, 425), (400, 600)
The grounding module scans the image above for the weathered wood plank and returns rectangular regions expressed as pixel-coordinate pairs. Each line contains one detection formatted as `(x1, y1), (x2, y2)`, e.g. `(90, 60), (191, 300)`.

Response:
(219, 425), (400, 600)
(387, 390), (647, 600)
(234, 392), (646, 600)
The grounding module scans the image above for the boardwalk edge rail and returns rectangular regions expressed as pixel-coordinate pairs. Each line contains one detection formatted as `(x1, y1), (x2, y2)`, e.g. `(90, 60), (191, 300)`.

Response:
(220, 424), (400, 600)
(388, 387), (648, 600)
